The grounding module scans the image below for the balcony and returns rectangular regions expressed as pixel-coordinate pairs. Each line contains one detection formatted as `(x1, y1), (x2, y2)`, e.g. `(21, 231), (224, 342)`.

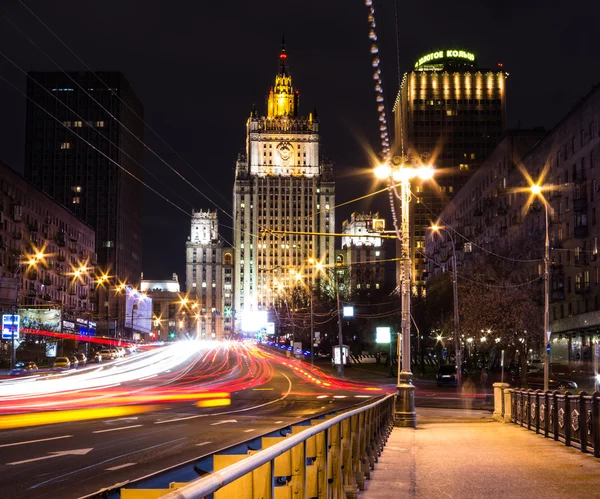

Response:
(68, 245), (77, 254)
(551, 289), (565, 302)
(573, 198), (587, 211)
(11, 231), (22, 240)
(574, 225), (589, 239)
(26, 270), (38, 281)
(574, 254), (588, 266)
(78, 292), (88, 300)
(575, 282), (591, 294)
(43, 276), (52, 286)
(55, 233), (66, 246)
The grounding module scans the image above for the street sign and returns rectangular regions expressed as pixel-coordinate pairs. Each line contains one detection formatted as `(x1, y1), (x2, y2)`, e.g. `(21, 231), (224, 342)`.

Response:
(442, 348), (447, 360)
(546, 343), (551, 355)
(2, 314), (19, 340)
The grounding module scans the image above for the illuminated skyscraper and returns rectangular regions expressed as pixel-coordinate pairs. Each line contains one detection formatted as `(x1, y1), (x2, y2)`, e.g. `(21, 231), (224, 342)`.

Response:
(233, 43), (335, 320)
(24, 72), (144, 335)
(393, 49), (507, 294)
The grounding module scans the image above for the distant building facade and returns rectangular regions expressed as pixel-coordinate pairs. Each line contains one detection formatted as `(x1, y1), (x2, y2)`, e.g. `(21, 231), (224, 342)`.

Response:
(427, 83), (600, 364)
(141, 273), (181, 341)
(185, 210), (233, 339)
(233, 43), (335, 321)
(24, 71), (144, 335)
(340, 212), (386, 297)
(0, 161), (95, 316)
(393, 49), (507, 294)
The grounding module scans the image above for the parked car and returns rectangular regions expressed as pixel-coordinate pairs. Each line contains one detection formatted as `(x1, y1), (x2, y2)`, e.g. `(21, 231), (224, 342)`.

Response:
(10, 361), (38, 375)
(512, 371), (578, 391)
(99, 349), (117, 360)
(75, 353), (87, 365)
(92, 351), (103, 363)
(528, 359), (544, 373)
(68, 356), (79, 368)
(550, 363), (571, 379)
(54, 357), (70, 369)
(436, 365), (458, 386)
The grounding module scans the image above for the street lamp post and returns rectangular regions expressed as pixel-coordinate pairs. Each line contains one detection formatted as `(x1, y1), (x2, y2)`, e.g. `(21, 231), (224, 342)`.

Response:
(375, 157), (434, 427)
(8, 254), (45, 370)
(431, 225), (461, 387)
(530, 184), (550, 392)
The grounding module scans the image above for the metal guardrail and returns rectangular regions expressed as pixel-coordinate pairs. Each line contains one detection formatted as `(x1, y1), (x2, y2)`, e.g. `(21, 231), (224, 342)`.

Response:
(121, 394), (394, 499)
(493, 383), (600, 458)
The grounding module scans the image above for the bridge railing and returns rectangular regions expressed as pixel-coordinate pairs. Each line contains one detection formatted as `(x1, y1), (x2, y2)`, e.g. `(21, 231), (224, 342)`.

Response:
(493, 383), (600, 458)
(120, 394), (395, 499)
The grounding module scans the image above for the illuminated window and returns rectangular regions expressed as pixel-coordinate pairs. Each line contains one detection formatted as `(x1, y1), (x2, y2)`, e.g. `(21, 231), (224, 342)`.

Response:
(60, 142), (71, 150)
(459, 164), (469, 170)
(73, 121), (83, 128)
(202, 282), (207, 288)
(375, 251), (380, 257)
(95, 121), (105, 127)
(71, 186), (82, 193)
(72, 197), (80, 204)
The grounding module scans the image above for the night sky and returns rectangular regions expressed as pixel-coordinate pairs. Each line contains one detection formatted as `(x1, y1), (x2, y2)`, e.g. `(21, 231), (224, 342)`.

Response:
(1, 0), (599, 284)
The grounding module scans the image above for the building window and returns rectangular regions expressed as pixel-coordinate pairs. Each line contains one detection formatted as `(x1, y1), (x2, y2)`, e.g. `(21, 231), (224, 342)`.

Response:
(72, 197), (80, 204)
(95, 121), (105, 127)
(60, 142), (71, 150)
(74, 121), (83, 128)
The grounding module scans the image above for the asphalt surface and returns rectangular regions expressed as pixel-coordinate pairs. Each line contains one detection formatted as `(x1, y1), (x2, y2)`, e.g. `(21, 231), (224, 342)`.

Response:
(0, 344), (387, 499)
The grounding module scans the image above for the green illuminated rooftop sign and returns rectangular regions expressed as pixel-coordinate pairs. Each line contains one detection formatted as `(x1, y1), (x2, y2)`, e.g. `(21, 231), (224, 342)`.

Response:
(414, 50), (475, 68)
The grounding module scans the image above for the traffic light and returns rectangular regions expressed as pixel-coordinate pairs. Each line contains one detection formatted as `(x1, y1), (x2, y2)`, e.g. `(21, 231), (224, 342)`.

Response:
(169, 331), (176, 340)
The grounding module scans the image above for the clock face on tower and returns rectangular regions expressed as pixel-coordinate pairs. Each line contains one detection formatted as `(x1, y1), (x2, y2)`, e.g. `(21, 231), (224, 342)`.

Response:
(276, 142), (293, 164)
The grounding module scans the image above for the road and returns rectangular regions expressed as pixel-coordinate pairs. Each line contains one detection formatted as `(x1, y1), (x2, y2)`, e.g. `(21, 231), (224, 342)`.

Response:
(0, 341), (389, 499)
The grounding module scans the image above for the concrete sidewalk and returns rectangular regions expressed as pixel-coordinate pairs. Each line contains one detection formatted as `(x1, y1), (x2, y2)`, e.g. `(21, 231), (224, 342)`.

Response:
(362, 408), (600, 498)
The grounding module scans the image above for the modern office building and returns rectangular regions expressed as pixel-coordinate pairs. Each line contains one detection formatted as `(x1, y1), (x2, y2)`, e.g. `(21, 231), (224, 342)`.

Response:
(393, 49), (507, 294)
(24, 71), (144, 334)
(233, 43), (335, 323)
(339, 212), (386, 297)
(0, 161), (95, 314)
(185, 210), (233, 339)
(427, 83), (600, 364)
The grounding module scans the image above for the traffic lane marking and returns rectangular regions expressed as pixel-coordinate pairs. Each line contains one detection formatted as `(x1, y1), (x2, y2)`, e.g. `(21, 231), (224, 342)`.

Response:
(92, 424), (143, 434)
(0, 435), (73, 448)
(106, 462), (136, 471)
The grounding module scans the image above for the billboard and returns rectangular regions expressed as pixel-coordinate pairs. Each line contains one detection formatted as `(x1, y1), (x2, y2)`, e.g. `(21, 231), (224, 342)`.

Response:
(62, 317), (97, 336)
(240, 310), (268, 333)
(125, 286), (152, 334)
(376, 327), (391, 344)
(19, 308), (61, 333)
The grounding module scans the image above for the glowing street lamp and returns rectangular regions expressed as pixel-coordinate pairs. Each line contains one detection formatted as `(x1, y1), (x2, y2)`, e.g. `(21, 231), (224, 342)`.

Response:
(529, 182), (551, 392)
(430, 224), (461, 386)
(375, 155), (435, 427)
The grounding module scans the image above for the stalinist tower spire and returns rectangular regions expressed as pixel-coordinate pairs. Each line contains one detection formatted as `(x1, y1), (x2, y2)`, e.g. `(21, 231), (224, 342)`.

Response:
(267, 38), (298, 118)
(279, 36), (288, 76)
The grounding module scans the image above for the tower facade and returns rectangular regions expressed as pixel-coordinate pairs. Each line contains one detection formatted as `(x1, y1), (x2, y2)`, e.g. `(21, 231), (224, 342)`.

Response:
(186, 210), (232, 339)
(233, 43), (335, 320)
(340, 212), (386, 298)
(393, 50), (507, 294)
